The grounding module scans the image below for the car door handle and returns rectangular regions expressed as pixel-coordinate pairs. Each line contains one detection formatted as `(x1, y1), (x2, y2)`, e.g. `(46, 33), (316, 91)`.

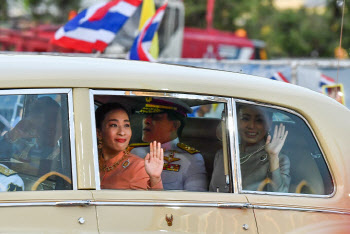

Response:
(56, 200), (92, 207)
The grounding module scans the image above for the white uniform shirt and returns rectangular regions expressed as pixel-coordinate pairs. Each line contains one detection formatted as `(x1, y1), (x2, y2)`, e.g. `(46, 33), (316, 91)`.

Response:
(131, 138), (207, 191)
(0, 164), (24, 192)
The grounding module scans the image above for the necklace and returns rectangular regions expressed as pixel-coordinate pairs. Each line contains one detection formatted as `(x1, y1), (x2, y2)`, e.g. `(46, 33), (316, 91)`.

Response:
(240, 145), (265, 165)
(102, 151), (129, 172)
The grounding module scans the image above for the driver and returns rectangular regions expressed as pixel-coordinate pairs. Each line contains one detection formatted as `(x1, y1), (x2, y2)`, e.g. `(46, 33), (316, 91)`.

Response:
(0, 97), (63, 176)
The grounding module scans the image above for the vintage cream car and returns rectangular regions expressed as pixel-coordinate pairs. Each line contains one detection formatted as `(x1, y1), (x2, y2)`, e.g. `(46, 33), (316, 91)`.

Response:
(0, 54), (349, 233)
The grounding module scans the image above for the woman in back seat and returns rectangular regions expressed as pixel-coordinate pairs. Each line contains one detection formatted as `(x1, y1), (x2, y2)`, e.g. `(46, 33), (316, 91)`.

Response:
(210, 104), (291, 193)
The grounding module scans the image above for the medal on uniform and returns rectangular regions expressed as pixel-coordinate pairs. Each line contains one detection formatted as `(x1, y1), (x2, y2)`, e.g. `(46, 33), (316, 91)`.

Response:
(164, 150), (180, 163)
(163, 163), (180, 172)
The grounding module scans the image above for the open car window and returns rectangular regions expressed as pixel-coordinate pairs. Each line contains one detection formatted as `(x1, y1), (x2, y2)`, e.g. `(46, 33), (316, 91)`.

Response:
(93, 92), (231, 193)
(0, 92), (73, 191)
(236, 102), (333, 195)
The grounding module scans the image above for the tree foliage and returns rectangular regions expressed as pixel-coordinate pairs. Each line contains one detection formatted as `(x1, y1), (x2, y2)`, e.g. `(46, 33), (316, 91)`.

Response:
(23, 0), (81, 23)
(184, 0), (349, 58)
(0, 1), (9, 21)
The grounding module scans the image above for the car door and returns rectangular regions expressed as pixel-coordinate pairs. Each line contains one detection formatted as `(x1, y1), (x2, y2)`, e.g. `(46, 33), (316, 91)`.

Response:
(0, 89), (98, 233)
(233, 100), (350, 233)
(89, 90), (258, 233)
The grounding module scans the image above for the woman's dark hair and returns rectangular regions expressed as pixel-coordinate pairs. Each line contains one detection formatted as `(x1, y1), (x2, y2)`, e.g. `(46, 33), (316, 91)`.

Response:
(95, 103), (130, 129)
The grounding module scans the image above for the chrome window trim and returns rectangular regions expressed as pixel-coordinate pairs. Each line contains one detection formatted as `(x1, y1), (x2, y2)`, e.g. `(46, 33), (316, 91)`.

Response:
(0, 89), (71, 95)
(227, 99), (238, 194)
(0, 88), (78, 190)
(92, 90), (230, 102)
(90, 89), (231, 191)
(233, 98), (335, 198)
(67, 90), (78, 190)
(89, 90), (101, 190)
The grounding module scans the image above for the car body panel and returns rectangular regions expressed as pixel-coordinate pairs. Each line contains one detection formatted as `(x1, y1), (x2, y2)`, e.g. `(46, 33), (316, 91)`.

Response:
(92, 190), (257, 233)
(73, 88), (98, 189)
(252, 208), (350, 233)
(0, 191), (98, 233)
(0, 55), (349, 232)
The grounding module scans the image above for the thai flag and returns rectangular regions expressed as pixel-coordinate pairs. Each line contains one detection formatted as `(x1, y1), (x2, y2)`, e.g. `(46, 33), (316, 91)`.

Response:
(128, 1), (167, 61)
(319, 74), (335, 91)
(270, 72), (290, 83)
(51, 0), (142, 53)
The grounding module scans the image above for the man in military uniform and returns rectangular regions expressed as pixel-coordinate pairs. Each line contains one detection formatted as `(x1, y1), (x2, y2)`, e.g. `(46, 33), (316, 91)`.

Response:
(0, 97), (64, 177)
(130, 97), (207, 191)
(0, 164), (24, 192)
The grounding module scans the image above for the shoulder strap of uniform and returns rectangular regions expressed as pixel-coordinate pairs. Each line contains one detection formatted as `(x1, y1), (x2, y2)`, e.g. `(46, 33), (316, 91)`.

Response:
(177, 142), (200, 154)
(0, 164), (17, 177)
(127, 142), (150, 151)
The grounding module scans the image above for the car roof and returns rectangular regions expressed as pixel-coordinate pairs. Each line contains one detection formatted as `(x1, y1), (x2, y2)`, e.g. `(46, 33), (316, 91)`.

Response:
(0, 54), (344, 105)
(0, 54), (346, 109)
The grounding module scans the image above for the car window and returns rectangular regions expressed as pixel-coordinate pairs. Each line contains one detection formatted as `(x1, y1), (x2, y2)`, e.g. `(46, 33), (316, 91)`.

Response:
(188, 103), (225, 119)
(236, 102), (333, 195)
(93, 93), (230, 192)
(0, 93), (73, 191)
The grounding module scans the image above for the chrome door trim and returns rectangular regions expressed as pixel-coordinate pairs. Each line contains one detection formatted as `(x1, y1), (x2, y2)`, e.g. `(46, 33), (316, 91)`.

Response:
(90, 89), (231, 190)
(0, 200), (348, 215)
(91, 201), (248, 208)
(56, 200), (92, 207)
(251, 204), (350, 215)
(232, 98), (335, 198)
(0, 202), (57, 207)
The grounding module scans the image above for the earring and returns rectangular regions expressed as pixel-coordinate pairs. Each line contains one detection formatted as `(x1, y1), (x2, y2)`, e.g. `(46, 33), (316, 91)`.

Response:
(97, 137), (103, 150)
(97, 137), (104, 168)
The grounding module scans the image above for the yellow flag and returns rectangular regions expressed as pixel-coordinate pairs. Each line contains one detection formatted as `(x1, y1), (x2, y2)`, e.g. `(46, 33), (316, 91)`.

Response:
(139, 0), (159, 58)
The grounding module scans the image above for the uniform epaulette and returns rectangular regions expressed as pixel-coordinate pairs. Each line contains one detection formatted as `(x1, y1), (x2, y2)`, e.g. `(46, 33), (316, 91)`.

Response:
(177, 142), (200, 154)
(0, 165), (17, 177)
(127, 142), (150, 151)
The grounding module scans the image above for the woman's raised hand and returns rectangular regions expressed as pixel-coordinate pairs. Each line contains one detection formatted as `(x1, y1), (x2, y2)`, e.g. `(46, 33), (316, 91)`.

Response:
(265, 123), (288, 159)
(145, 141), (164, 186)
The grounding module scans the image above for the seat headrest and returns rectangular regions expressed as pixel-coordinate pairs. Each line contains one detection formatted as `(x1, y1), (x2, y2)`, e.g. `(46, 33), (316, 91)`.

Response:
(181, 117), (220, 139)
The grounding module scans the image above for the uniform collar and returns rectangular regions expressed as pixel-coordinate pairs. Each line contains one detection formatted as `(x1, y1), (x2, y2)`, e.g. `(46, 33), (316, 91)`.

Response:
(161, 138), (179, 151)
